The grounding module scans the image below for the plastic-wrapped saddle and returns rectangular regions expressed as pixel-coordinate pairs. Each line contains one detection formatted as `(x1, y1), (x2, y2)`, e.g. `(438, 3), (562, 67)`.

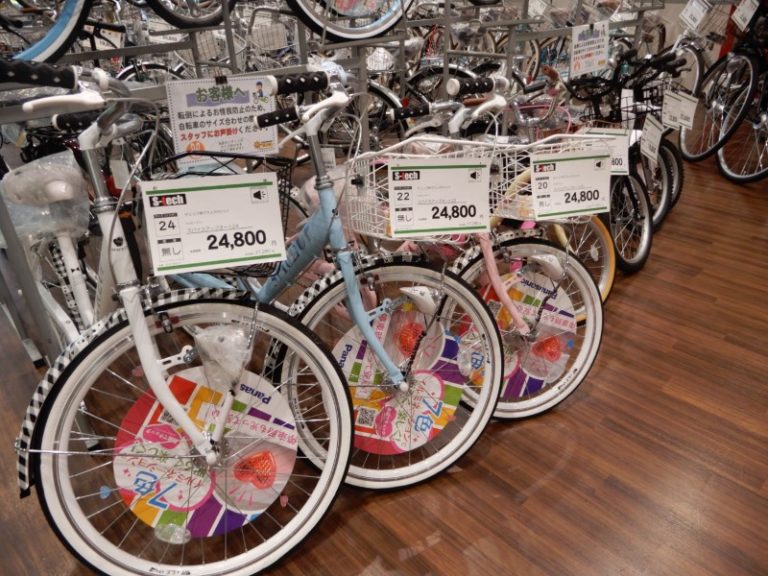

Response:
(0, 151), (90, 243)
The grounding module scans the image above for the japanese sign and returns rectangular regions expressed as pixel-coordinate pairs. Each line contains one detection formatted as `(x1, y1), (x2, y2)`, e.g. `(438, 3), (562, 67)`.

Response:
(640, 115), (664, 161)
(387, 157), (490, 237)
(166, 76), (277, 165)
(662, 91), (698, 130)
(531, 145), (611, 219)
(140, 173), (286, 275)
(733, 0), (759, 31)
(570, 20), (609, 79)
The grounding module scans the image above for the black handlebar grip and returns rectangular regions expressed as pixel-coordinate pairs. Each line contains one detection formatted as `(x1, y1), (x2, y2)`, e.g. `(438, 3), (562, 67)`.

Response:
(446, 77), (495, 97)
(523, 80), (548, 94)
(276, 72), (329, 95)
(52, 110), (101, 131)
(393, 104), (431, 120)
(256, 106), (299, 128)
(649, 51), (678, 69)
(0, 59), (76, 89)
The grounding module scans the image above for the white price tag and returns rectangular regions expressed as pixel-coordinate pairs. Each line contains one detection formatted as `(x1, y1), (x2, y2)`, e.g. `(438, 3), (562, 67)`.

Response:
(141, 174), (286, 275)
(321, 147), (337, 171)
(680, 0), (711, 31)
(640, 115), (664, 161)
(579, 127), (630, 175)
(531, 147), (611, 220)
(733, 0), (759, 31)
(387, 158), (490, 237)
(662, 92), (682, 129)
(570, 20), (610, 79)
(166, 76), (277, 165)
(675, 92), (698, 129)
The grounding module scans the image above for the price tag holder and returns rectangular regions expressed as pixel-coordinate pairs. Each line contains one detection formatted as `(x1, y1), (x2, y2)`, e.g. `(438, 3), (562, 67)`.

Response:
(579, 127), (630, 175)
(680, 0), (711, 31)
(531, 146), (611, 220)
(141, 174), (286, 275)
(387, 158), (490, 237)
(640, 115), (664, 161)
(733, 0), (759, 31)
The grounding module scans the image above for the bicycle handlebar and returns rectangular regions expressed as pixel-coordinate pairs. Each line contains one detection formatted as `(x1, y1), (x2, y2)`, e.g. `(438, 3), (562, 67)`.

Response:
(256, 106), (300, 128)
(52, 110), (101, 131)
(392, 103), (431, 120)
(261, 72), (330, 96)
(446, 77), (495, 97)
(0, 59), (77, 89)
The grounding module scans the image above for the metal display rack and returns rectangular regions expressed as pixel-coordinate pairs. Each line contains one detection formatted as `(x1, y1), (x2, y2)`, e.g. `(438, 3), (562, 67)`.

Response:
(0, 0), (666, 365)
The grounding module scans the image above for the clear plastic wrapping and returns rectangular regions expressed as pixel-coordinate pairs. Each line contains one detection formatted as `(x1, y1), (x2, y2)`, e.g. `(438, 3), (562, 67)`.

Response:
(0, 151), (90, 244)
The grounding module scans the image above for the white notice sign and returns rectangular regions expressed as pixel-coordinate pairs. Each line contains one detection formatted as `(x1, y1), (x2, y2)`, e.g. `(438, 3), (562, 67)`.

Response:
(387, 158), (490, 237)
(570, 20), (610, 79)
(663, 92), (699, 129)
(531, 146), (611, 220)
(141, 174), (286, 275)
(166, 76), (277, 166)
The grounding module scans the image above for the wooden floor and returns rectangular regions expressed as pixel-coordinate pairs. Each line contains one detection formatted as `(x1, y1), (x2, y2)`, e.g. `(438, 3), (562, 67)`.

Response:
(1, 156), (766, 576)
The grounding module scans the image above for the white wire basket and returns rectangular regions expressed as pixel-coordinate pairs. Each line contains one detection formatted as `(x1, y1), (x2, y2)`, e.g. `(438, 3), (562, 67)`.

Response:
(342, 134), (609, 242)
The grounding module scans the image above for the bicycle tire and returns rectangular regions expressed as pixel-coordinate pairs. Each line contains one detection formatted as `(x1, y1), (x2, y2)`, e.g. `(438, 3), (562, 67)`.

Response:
(285, 0), (414, 42)
(634, 140), (672, 230)
(547, 215), (616, 304)
(290, 255), (503, 490)
(602, 172), (653, 274)
(680, 53), (758, 162)
(715, 81), (768, 184)
(9, 0), (93, 61)
(660, 138), (684, 208)
(453, 237), (603, 419)
(30, 293), (352, 576)
(144, 0), (238, 28)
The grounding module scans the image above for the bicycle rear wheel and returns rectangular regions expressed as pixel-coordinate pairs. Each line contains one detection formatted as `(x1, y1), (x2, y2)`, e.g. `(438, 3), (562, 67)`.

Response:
(679, 53), (758, 162)
(285, 0), (413, 42)
(290, 256), (503, 489)
(31, 294), (352, 576)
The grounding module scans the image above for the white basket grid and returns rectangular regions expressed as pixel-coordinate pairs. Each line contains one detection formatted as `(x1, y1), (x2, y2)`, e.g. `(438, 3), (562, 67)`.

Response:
(343, 135), (608, 241)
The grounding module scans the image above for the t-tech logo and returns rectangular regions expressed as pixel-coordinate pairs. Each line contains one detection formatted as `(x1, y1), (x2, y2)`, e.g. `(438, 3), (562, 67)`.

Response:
(149, 194), (188, 208)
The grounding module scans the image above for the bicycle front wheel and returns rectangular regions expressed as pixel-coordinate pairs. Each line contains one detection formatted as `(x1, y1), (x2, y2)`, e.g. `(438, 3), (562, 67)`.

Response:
(291, 257), (503, 490)
(603, 172), (653, 274)
(285, 0), (413, 42)
(455, 238), (603, 419)
(679, 53), (758, 162)
(32, 295), (352, 576)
